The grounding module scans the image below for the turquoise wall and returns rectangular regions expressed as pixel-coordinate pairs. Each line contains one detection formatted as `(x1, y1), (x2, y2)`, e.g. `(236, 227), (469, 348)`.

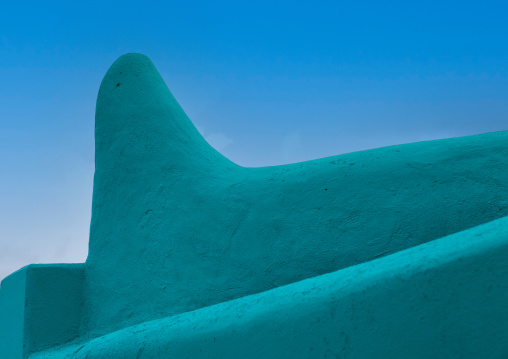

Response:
(83, 54), (508, 337)
(2, 54), (508, 357)
(31, 214), (508, 358)
(0, 264), (84, 358)
(0, 267), (26, 358)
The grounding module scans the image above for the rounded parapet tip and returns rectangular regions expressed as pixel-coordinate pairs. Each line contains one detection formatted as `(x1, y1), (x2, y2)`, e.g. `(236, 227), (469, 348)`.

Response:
(94, 53), (231, 172)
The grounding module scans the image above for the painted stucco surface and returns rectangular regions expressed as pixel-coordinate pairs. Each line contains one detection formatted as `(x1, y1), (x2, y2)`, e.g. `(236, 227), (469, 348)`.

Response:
(0, 267), (26, 359)
(31, 215), (508, 358)
(0, 264), (84, 358)
(1, 53), (508, 357)
(84, 53), (508, 337)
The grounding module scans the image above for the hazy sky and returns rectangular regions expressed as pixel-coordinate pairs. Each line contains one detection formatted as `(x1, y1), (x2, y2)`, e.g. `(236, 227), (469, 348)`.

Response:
(1, 0), (507, 280)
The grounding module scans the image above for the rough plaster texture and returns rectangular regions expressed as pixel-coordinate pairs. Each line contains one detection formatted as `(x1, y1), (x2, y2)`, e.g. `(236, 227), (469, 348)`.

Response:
(0, 267), (26, 358)
(85, 53), (508, 337)
(1, 53), (508, 357)
(31, 215), (508, 358)
(0, 264), (84, 358)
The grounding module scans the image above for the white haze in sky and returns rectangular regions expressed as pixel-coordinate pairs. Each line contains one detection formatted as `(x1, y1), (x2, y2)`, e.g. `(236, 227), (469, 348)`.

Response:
(1, 0), (508, 281)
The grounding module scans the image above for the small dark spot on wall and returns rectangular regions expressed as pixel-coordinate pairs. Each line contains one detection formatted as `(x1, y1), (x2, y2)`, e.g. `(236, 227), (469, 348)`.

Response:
(324, 188), (328, 191)
(116, 83), (121, 87)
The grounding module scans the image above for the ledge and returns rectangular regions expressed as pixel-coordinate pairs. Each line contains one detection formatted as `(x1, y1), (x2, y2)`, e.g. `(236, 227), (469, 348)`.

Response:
(31, 216), (508, 358)
(0, 264), (84, 358)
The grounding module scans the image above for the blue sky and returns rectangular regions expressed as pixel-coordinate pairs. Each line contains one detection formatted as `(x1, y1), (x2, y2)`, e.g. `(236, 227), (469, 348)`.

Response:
(1, 0), (507, 280)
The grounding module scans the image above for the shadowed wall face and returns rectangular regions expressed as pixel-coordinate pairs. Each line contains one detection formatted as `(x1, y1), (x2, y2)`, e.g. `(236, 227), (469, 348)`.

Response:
(83, 54), (508, 337)
(28, 215), (508, 359)
(0, 264), (84, 358)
